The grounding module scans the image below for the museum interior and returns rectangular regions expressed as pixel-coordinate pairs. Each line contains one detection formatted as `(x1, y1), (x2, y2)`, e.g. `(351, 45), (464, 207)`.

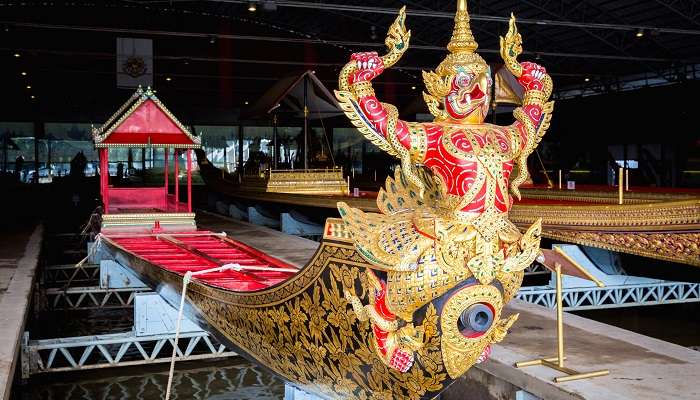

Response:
(0, 1), (698, 399)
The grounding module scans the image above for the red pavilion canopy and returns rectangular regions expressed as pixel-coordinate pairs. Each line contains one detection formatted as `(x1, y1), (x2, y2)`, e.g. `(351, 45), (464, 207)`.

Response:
(94, 87), (199, 220)
(93, 87), (201, 149)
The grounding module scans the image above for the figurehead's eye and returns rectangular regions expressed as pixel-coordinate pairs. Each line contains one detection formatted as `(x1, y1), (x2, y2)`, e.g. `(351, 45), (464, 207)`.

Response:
(458, 303), (494, 338)
(455, 73), (473, 88)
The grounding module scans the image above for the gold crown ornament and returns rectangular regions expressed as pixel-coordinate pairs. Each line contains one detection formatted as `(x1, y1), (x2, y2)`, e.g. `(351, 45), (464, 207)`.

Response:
(423, 0), (490, 118)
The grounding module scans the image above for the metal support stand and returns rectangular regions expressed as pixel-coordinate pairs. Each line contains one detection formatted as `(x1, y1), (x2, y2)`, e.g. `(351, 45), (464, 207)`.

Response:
(285, 384), (324, 400)
(515, 263), (609, 383)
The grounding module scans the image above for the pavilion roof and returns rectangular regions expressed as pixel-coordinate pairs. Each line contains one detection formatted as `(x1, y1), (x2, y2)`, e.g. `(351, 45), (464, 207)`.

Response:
(93, 87), (201, 148)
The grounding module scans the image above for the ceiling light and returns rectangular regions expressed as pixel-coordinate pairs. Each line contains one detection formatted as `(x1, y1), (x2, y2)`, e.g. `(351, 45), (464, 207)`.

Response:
(244, 101), (249, 105)
(26, 85), (31, 89)
(248, 1), (257, 12)
(21, 71), (27, 76)
(209, 35), (216, 44)
(411, 86), (417, 90)
(13, 53), (20, 58)
(166, 77), (172, 81)
(584, 78), (590, 82)
(30, 95), (35, 99)
(635, 29), (644, 38)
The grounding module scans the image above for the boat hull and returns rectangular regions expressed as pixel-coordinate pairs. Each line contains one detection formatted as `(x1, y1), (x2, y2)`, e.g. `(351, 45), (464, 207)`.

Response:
(101, 232), (458, 400)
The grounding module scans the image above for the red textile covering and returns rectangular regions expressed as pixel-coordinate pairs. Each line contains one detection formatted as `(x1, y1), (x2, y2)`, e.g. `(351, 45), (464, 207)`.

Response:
(110, 232), (297, 292)
(108, 188), (167, 212)
(102, 100), (195, 146)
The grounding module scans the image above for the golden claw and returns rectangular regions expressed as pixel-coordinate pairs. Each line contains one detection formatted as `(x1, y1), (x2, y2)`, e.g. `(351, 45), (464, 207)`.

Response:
(500, 13), (523, 78)
(338, 6), (410, 92)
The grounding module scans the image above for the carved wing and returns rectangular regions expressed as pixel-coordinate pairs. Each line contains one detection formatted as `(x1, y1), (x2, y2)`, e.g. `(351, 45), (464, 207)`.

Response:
(377, 167), (440, 214)
(535, 101), (555, 143)
(334, 90), (398, 157)
(338, 202), (431, 271)
(339, 167), (442, 272)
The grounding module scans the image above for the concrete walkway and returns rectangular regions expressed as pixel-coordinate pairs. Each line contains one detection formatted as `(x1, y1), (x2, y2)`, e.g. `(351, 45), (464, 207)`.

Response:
(197, 210), (319, 268)
(474, 300), (700, 400)
(0, 223), (42, 400)
(196, 210), (700, 400)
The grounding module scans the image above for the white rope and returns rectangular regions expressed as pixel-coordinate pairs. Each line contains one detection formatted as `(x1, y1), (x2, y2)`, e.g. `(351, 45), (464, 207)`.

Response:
(222, 263), (299, 274)
(164, 263), (237, 400)
(105, 231), (228, 239)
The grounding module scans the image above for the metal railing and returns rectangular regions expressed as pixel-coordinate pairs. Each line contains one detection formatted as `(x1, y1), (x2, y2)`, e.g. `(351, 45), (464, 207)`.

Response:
(21, 331), (235, 377)
(517, 282), (700, 311)
(46, 286), (149, 310)
(524, 263), (548, 276)
(43, 263), (100, 286)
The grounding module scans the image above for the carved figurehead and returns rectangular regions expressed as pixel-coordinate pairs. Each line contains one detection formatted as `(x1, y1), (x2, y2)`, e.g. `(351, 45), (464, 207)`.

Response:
(423, 0), (493, 125)
(336, 0), (553, 378)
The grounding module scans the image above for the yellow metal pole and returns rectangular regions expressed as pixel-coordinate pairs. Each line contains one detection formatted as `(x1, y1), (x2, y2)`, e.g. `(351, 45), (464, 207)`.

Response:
(555, 263), (565, 368)
(553, 247), (605, 288)
(515, 356), (565, 368)
(555, 370), (610, 383)
(558, 169), (562, 189)
(618, 167), (624, 205)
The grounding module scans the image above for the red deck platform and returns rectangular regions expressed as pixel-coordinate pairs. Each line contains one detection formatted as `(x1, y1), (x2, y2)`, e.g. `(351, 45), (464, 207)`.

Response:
(108, 232), (297, 291)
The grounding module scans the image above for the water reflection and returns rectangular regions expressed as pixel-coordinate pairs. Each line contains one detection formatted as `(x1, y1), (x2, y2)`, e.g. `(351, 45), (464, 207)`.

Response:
(19, 359), (285, 400)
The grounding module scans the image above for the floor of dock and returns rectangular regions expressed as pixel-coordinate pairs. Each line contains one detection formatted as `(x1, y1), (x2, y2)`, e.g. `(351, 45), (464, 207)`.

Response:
(477, 300), (700, 400)
(0, 222), (42, 400)
(198, 210), (700, 400)
(197, 210), (319, 268)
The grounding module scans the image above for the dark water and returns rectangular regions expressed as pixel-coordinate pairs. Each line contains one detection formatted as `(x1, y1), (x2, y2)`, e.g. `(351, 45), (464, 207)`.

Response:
(15, 358), (285, 400)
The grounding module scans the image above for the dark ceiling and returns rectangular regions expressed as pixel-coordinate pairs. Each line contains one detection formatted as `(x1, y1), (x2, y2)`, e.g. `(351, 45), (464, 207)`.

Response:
(1, 0), (699, 123)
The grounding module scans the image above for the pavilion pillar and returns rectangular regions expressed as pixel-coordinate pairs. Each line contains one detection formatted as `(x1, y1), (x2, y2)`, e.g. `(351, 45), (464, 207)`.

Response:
(164, 147), (169, 208)
(99, 149), (103, 198)
(174, 149), (180, 212)
(186, 149), (192, 212)
(101, 148), (110, 213)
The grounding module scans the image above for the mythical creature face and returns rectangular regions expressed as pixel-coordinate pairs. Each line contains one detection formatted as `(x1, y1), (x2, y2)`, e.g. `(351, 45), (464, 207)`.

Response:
(444, 68), (492, 124)
(439, 283), (516, 378)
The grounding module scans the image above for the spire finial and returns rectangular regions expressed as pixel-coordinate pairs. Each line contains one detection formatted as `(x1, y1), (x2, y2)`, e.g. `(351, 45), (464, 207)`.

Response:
(458, 0), (467, 12)
(447, 0), (478, 54)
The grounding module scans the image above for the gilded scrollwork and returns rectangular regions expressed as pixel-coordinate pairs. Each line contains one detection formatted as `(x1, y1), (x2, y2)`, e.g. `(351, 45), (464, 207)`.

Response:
(543, 230), (700, 267)
(180, 243), (455, 400)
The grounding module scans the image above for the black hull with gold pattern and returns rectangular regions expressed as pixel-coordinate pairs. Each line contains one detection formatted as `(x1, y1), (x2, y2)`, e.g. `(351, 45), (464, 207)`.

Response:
(100, 224), (464, 400)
